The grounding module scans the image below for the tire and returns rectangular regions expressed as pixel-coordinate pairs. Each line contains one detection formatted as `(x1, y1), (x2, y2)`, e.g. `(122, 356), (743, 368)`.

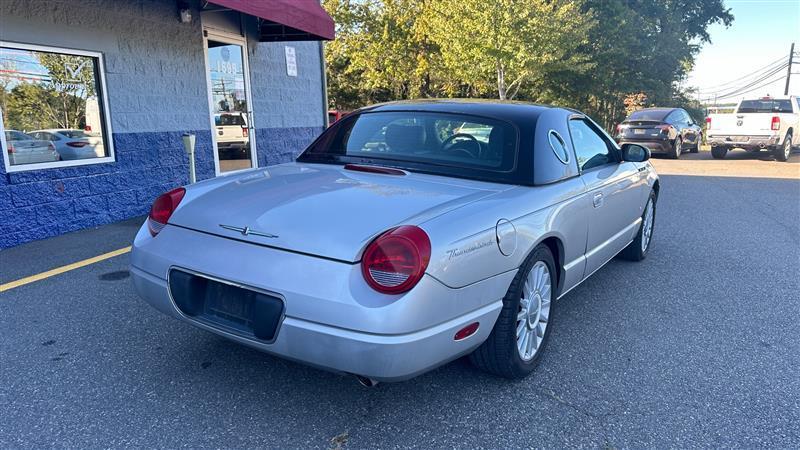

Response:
(619, 190), (657, 262)
(470, 244), (556, 379)
(711, 146), (727, 159)
(668, 137), (682, 159)
(690, 134), (700, 153)
(775, 132), (792, 162)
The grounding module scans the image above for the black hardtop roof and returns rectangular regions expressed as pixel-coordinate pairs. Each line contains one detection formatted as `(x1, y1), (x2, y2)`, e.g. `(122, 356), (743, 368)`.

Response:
(354, 99), (574, 124)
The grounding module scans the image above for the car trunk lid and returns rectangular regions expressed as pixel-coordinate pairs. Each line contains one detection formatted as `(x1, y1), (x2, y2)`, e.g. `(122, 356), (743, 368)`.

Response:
(168, 162), (507, 262)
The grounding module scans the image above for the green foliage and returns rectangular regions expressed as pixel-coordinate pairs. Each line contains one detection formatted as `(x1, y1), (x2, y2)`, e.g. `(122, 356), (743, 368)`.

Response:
(322, 0), (732, 128)
(1, 53), (94, 131)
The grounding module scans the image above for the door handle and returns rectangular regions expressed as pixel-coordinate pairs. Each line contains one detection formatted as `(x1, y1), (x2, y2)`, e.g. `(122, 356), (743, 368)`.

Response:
(592, 192), (603, 208)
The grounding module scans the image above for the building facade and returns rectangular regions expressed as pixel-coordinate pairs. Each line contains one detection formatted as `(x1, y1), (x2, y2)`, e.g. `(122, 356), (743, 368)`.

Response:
(0, 0), (334, 249)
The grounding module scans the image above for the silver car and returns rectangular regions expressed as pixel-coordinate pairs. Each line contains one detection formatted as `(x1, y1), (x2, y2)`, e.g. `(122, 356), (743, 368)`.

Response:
(131, 100), (659, 385)
(4, 130), (59, 165)
(29, 129), (104, 160)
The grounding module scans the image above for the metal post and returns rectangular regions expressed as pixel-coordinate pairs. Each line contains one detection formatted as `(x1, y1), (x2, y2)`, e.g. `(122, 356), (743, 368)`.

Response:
(785, 42), (795, 96)
(319, 40), (330, 128)
(182, 133), (197, 184)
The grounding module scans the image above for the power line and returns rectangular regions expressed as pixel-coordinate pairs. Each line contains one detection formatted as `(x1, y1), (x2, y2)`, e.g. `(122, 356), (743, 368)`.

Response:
(714, 75), (787, 101)
(700, 62), (788, 100)
(695, 54), (789, 93)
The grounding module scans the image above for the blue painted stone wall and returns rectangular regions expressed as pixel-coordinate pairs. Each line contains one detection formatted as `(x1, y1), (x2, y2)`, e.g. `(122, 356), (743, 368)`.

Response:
(0, 131), (215, 248)
(0, 1), (327, 249)
(255, 127), (324, 167)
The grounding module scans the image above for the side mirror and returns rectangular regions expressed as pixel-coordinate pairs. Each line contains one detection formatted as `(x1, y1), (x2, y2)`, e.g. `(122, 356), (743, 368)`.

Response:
(621, 143), (650, 162)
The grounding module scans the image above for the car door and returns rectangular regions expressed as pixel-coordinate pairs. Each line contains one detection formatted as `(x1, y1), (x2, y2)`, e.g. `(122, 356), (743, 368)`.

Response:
(568, 117), (645, 277)
(679, 110), (700, 145)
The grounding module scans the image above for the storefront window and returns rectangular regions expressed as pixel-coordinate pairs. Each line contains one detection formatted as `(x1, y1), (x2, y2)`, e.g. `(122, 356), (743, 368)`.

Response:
(0, 42), (113, 171)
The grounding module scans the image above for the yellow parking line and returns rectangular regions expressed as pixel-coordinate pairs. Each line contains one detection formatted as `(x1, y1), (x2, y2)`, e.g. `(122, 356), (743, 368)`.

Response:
(0, 246), (132, 293)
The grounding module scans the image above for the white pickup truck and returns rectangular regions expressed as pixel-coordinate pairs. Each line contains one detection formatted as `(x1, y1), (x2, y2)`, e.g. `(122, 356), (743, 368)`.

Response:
(705, 96), (800, 162)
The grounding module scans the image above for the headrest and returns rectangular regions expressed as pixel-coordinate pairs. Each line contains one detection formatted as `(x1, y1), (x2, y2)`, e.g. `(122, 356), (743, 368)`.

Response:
(385, 124), (425, 153)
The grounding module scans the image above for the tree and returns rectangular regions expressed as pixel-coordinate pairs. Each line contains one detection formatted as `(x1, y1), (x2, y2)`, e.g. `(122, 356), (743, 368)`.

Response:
(424, 0), (591, 100)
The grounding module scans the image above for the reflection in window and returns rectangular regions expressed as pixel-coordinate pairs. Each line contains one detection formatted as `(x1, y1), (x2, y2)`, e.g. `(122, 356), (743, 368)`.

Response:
(0, 44), (111, 169)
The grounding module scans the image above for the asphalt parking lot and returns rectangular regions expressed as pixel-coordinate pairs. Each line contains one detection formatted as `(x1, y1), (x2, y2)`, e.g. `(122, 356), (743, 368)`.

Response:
(1, 151), (799, 448)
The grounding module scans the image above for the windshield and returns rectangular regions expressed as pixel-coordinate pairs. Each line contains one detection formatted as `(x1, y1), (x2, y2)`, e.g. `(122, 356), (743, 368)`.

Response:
(299, 111), (518, 176)
(626, 109), (670, 121)
(737, 99), (793, 113)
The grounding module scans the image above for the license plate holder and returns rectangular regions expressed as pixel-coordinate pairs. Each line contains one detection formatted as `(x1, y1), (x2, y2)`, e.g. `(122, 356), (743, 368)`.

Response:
(634, 128), (646, 135)
(168, 269), (284, 342)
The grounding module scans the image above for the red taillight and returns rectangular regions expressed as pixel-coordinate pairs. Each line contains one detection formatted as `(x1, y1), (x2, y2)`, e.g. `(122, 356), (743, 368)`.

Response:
(66, 141), (88, 148)
(361, 225), (431, 294)
(615, 124), (622, 134)
(147, 187), (186, 237)
(705, 117), (711, 129)
(771, 116), (780, 131)
(242, 127), (248, 138)
(6, 143), (14, 154)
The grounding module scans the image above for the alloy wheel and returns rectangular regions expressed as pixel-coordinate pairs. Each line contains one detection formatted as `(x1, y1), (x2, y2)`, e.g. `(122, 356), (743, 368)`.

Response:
(641, 199), (654, 253)
(516, 261), (551, 361)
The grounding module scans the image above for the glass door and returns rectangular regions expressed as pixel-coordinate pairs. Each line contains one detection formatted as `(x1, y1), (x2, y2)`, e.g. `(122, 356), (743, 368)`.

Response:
(204, 34), (256, 174)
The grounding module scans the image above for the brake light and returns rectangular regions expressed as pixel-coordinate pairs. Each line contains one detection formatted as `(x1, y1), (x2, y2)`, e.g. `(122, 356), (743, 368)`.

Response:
(6, 143), (14, 154)
(771, 116), (780, 131)
(147, 187), (186, 237)
(615, 124), (622, 133)
(361, 225), (431, 294)
(705, 117), (711, 127)
(66, 141), (88, 148)
(242, 127), (248, 138)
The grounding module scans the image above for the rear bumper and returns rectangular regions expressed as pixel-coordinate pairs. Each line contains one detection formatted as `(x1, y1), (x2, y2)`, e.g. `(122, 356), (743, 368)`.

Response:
(130, 224), (511, 382)
(707, 134), (780, 149)
(617, 138), (672, 153)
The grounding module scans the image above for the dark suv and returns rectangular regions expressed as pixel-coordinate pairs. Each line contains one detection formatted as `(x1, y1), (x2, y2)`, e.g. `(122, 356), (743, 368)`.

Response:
(615, 108), (702, 159)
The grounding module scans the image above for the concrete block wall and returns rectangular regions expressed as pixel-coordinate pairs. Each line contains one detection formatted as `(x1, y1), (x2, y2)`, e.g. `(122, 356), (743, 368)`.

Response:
(0, 0), (328, 249)
(249, 41), (326, 165)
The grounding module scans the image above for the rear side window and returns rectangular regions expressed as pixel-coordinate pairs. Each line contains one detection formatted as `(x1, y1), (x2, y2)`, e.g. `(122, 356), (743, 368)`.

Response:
(568, 119), (613, 171)
(548, 130), (569, 164)
(737, 99), (793, 113)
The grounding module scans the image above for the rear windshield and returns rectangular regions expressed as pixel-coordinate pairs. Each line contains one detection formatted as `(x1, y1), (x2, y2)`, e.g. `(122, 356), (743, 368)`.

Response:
(737, 99), (793, 113)
(5, 131), (32, 141)
(59, 130), (88, 138)
(299, 111), (518, 176)
(215, 114), (246, 126)
(626, 109), (669, 121)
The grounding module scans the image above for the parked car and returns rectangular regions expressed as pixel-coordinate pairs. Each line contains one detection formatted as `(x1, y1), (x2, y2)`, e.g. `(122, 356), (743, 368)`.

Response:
(131, 100), (659, 385)
(3, 130), (59, 165)
(705, 96), (800, 161)
(214, 112), (250, 159)
(328, 110), (350, 126)
(615, 107), (702, 159)
(29, 129), (104, 160)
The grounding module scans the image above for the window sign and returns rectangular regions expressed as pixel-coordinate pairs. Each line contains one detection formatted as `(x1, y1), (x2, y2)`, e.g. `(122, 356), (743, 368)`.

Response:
(285, 46), (297, 77)
(0, 42), (113, 171)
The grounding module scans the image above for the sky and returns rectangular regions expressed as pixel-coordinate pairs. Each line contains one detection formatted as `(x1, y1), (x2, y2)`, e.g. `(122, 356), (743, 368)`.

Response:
(686, 0), (800, 104)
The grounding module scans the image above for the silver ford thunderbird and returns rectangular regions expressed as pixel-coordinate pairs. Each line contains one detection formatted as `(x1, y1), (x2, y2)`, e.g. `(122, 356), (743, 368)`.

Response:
(131, 100), (659, 385)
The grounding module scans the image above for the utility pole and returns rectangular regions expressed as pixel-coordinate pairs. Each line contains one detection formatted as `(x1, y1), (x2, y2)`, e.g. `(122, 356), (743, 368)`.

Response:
(785, 42), (794, 96)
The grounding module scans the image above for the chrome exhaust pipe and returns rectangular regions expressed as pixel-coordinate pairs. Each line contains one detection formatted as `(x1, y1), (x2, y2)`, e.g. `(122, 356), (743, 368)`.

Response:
(354, 375), (379, 387)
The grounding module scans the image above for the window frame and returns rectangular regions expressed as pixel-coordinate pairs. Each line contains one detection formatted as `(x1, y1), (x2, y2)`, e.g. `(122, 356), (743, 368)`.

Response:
(566, 116), (619, 173)
(0, 41), (115, 173)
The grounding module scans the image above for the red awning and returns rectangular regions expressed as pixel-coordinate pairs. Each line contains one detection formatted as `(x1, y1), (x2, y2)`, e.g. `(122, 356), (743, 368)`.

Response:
(209, 0), (335, 41)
